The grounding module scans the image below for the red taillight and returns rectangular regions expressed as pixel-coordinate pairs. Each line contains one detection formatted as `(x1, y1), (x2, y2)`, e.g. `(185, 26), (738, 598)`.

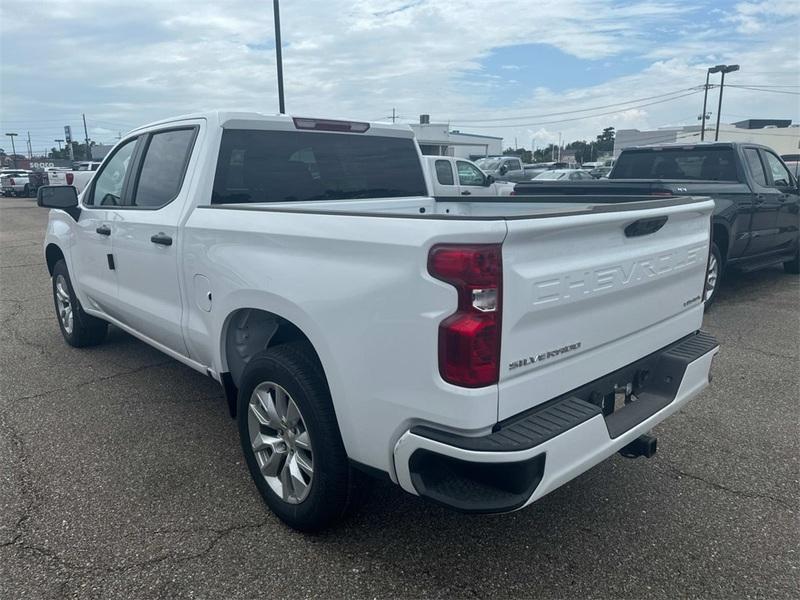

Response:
(66, 173), (74, 185)
(428, 244), (502, 388)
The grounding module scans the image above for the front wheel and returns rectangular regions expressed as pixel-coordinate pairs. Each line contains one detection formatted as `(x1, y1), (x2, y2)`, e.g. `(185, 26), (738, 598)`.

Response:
(237, 343), (355, 531)
(52, 260), (108, 347)
(704, 243), (723, 309)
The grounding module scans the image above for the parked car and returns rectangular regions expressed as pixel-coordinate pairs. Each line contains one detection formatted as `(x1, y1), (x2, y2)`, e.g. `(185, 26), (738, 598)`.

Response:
(424, 156), (514, 196)
(522, 161), (568, 179)
(532, 168), (596, 181)
(38, 112), (719, 531)
(47, 161), (102, 195)
(589, 165), (613, 179)
(1, 170), (33, 196)
(474, 155), (527, 182)
(517, 142), (799, 305)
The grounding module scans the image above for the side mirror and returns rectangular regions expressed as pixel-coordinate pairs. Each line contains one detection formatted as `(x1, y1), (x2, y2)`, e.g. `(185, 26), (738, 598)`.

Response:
(485, 174), (495, 186)
(37, 185), (80, 220)
(499, 165), (508, 175)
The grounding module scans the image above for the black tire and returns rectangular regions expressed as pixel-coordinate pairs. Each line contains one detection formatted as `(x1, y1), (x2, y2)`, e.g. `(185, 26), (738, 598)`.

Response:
(784, 247), (799, 274)
(704, 242), (723, 309)
(52, 259), (108, 347)
(237, 342), (354, 532)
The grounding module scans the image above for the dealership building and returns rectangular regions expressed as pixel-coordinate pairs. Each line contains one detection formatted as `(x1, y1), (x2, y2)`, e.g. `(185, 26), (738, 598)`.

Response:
(410, 115), (503, 159)
(614, 119), (800, 156)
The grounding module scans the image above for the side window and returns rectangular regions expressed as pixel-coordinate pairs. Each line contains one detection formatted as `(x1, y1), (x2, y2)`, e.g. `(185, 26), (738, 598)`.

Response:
(434, 160), (455, 185)
(743, 148), (767, 187)
(131, 128), (196, 208)
(762, 151), (793, 188)
(88, 138), (137, 207)
(456, 161), (485, 186)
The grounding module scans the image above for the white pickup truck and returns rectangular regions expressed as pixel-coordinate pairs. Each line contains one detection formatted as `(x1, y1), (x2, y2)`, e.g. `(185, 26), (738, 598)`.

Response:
(424, 156), (515, 196)
(47, 161), (102, 194)
(38, 112), (719, 531)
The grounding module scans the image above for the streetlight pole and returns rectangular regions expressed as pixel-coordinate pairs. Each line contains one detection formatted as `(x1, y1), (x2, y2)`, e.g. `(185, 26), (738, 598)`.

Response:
(701, 65), (724, 141)
(5, 133), (18, 168)
(715, 64), (739, 142)
(273, 0), (285, 114)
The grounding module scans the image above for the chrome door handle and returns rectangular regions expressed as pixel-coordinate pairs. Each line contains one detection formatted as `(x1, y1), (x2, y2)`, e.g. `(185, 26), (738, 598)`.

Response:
(96, 225), (111, 236)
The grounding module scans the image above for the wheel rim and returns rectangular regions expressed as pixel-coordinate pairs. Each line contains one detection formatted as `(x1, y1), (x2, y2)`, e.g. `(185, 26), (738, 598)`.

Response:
(705, 253), (718, 302)
(247, 381), (314, 504)
(55, 274), (74, 335)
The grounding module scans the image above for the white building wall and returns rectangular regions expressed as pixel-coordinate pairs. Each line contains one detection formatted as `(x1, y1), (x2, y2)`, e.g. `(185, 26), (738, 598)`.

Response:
(615, 125), (800, 157)
(410, 123), (503, 159)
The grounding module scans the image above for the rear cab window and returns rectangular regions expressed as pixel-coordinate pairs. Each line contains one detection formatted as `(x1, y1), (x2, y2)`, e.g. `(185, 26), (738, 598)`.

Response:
(435, 160), (455, 186)
(212, 130), (427, 204)
(613, 147), (740, 181)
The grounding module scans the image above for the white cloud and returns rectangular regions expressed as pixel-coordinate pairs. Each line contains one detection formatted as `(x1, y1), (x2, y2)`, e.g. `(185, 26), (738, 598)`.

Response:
(0, 0), (798, 153)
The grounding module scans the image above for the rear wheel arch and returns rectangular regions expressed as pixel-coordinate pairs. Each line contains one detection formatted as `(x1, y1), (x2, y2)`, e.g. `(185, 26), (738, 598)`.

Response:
(711, 222), (730, 264)
(45, 244), (65, 275)
(220, 308), (328, 415)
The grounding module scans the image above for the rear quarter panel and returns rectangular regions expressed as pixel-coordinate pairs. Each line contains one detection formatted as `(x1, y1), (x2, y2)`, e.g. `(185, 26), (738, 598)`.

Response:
(181, 206), (507, 475)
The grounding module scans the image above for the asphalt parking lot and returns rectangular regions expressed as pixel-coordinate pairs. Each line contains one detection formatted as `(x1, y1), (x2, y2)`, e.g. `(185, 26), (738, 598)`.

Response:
(0, 196), (797, 599)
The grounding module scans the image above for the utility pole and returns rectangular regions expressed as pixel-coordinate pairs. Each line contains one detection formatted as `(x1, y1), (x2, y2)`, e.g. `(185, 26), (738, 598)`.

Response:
(391, 108), (396, 123)
(273, 0), (285, 114)
(4, 133), (18, 168)
(558, 132), (562, 161)
(700, 65), (723, 141)
(715, 64), (739, 141)
(27, 132), (32, 159)
(82, 113), (92, 160)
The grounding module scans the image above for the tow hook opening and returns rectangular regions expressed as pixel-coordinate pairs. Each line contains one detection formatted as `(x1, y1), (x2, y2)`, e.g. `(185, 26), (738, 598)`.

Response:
(619, 433), (657, 458)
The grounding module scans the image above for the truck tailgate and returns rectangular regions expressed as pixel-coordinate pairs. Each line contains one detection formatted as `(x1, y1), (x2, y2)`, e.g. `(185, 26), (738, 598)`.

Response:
(499, 197), (713, 420)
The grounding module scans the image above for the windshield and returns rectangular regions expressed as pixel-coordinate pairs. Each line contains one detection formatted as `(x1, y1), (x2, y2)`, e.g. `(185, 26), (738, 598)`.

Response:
(613, 147), (739, 181)
(475, 158), (503, 170)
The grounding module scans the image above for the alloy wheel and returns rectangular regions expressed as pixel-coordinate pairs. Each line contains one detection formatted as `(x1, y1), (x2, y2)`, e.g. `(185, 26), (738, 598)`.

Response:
(247, 381), (314, 504)
(55, 274), (74, 335)
(704, 253), (718, 302)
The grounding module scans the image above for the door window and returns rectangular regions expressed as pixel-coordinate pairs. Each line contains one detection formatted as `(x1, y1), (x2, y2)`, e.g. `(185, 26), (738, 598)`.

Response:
(743, 149), (767, 186)
(456, 161), (485, 186)
(88, 138), (137, 207)
(762, 151), (793, 188)
(131, 128), (196, 208)
(435, 160), (455, 185)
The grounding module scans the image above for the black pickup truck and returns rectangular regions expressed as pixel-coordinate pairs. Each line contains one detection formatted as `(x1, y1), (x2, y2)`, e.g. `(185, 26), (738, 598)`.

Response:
(513, 142), (800, 304)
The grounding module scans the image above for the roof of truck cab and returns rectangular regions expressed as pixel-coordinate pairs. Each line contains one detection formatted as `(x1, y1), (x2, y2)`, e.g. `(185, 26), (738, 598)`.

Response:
(128, 111), (415, 137)
(620, 141), (772, 152)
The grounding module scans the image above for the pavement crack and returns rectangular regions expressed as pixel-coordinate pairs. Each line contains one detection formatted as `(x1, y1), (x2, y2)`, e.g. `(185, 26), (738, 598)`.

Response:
(656, 459), (796, 511)
(14, 360), (174, 402)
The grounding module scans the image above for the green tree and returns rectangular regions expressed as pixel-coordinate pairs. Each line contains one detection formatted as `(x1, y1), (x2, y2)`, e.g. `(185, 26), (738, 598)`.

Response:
(502, 147), (532, 163)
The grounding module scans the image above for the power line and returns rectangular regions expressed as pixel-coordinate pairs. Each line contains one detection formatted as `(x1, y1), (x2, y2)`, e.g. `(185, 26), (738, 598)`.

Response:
(726, 85), (800, 96)
(451, 90), (704, 129)
(443, 87), (702, 123)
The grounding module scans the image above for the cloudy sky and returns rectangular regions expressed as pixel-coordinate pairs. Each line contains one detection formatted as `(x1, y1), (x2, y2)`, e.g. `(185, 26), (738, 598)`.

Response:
(1, 0), (798, 154)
